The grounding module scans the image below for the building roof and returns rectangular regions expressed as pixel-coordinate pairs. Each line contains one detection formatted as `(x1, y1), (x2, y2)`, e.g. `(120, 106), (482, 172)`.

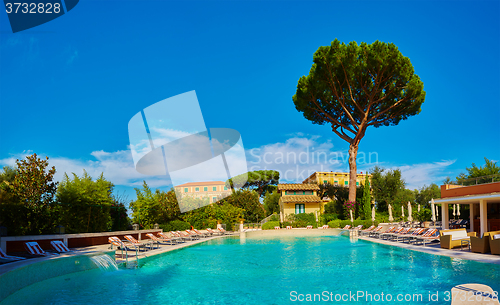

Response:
(277, 183), (320, 191)
(281, 195), (321, 203)
(176, 181), (226, 187)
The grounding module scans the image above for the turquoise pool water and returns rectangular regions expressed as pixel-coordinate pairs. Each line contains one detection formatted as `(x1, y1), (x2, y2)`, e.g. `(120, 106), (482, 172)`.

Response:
(1, 235), (499, 304)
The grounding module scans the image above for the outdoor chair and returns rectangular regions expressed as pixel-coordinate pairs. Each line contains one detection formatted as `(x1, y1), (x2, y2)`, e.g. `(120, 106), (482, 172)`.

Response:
(439, 229), (476, 249)
(50, 240), (74, 253)
(342, 225), (351, 230)
(24, 242), (58, 257)
(489, 233), (500, 255)
(124, 235), (152, 251)
(158, 232), (182, 243)
(470, 230), (500, 254)
(0, 247), (26, 262)
(414, 229), (439, 246)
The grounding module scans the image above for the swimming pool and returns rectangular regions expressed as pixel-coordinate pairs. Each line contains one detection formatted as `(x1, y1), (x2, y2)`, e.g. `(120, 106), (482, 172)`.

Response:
(1, 235), (499, 304)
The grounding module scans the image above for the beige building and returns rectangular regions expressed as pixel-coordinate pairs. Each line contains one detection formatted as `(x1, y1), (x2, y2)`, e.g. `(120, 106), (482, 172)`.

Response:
(278, 184), (321, 222)
(175, 181), (231, 203)
(303, 171), (371, 187)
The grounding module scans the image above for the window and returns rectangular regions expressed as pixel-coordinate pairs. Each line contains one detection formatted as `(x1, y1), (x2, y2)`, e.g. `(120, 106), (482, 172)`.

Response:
(212, 197), (217, 202)
(356, 182), (359, 186)
(204, 187), (208, 191)
(323, 180), (327, 184)
(224, 186), (228, 190)
(295, 204), (305, 214)
(213, 186), (217, 191)
(344, 181), (348, 185)
(195, 187), (199, 192)
(184, 188), (188, 193)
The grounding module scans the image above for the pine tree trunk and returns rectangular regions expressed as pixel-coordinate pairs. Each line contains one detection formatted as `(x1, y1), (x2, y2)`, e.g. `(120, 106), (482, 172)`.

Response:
(348, 143), (359, 203)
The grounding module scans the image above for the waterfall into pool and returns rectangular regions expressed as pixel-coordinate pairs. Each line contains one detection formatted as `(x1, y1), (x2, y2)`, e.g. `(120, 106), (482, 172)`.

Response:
(90, 254), (118, 271)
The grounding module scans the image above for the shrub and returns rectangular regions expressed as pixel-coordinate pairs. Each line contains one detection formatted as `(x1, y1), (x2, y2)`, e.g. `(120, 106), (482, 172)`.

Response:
(327, 219), (378, 229)
(262, 221), (280, 230)
(285, 213), (317, 228)
(160, 220), (192, 232)
(281, 221), (292, 228)
(269, 213), (279, 222)
(320, 213), (338, 225)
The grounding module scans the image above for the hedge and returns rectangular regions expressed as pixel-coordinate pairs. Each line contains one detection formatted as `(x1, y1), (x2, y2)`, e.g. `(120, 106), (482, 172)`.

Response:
(327, 219), (378, 229)
(262, 221), (280, 230)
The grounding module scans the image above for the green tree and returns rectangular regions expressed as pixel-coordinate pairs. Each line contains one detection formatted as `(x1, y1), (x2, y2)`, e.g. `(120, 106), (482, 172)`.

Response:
(11, 154), (58, 234)
(56, 171), (115, 233)
(370, 166), (406, 212)
(182, 202), (244, 230)
(130, 182), (181, 229)
(0, 166), (29, 236)
(415, 183), (441, 209)
(221, 189), (265, 223)
(456, 157), (500, 185)
(293, 39), (425, 203)
(12, 153), (57, 208)
(361, 175), (372, 220)
(263, 190), (280, 215)
(227, 170), (279, 197)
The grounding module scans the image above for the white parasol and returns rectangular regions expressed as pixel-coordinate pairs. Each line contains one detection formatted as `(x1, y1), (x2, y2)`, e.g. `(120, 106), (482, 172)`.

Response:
(388, 204), (393, 222)
(408, 201), (413, 222)
(431, 199), (436, 223)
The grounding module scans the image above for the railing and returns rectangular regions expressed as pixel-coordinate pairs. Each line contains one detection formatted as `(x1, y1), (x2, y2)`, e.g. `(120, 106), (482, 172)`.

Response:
(242, 223), (262, 230)
(449, 174), (500, 186)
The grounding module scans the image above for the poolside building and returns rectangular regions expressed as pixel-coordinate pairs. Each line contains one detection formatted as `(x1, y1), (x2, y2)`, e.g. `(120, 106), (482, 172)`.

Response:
(278, 183), (321, 222)
(433, 181), (500, 237)
(175, 181), (231, 203)
(302, 171), (371, 187)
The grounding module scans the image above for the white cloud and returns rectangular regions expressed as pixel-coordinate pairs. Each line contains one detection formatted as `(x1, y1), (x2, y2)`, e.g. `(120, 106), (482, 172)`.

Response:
(393, 160), (456, 190)
(0, 136), (457, 193)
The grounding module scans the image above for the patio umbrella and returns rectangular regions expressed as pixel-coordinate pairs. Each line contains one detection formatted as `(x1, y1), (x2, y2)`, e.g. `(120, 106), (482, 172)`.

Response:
(372, 206), (375, 222)
(457, 204), (460, 217)
(350, 209), (354, 224)
(436, 204), (439, 218)
(401, 205), (405, 219)
(388, 204), (393, 222)
(408, 201), (413, 222)
(418, 204), (421, 212)
(431, 199), (436, 223)
(453, 204), (456, 218)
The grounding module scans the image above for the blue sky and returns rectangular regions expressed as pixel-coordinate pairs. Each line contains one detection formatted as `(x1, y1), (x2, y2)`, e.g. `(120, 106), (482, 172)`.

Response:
(1, 0), (499, 202)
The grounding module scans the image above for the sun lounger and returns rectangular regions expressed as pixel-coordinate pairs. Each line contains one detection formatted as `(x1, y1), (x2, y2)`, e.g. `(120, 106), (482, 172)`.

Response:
(368, 226), (384, 237)
(173, 231), (196, 241)
(372, 226), (395, 239)
(124, 235), (152, 251)
(353, 225), (363, 230)
(50, 240), (74, 253)
(218, 228), (229, 235)
(286, 226), (292, 229)
(24, 242), (58, 256)
(185, 230), (201, 240)
(359, 225), (376, 236)
(0, 247), (26, 262)
(342, 225), (351, 230)
(321, 225), (329, 229)
(193, 229), (210, 238)
(144, 233), (170, 247)
(158, 232), (182, 243)
(380, 227), (403, 240)
(306, 225), (313, 229)
(414, 229), (439, 246)
(400, 228), (426, 243)
(274, 226), (280, 230)
(206, 228), (221, 236)
(386, 227), (412, 241)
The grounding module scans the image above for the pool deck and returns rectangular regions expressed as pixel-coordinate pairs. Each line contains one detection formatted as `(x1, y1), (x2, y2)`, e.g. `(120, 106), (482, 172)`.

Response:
(357, 235), (500, 265)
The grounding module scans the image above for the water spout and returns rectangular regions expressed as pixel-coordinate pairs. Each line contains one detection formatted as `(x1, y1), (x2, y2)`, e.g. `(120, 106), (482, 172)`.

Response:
(90, 254), (119, 271)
